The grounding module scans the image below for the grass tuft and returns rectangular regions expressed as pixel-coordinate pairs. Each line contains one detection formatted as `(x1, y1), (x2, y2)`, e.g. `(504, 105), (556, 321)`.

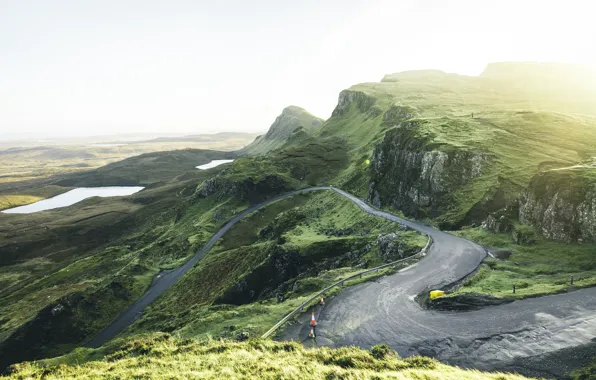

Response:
(3, 335), (533, 379)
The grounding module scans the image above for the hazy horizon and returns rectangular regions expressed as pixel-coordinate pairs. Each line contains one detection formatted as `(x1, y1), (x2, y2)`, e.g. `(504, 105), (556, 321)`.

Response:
(2, 0), (595, 141)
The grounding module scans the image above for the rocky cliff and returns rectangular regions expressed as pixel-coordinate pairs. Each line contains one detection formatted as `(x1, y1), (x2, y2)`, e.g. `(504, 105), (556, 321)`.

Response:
(197, 174), (290, 204)
(368, 121), (490, 226)
(519, 168), (596, 243)
(331, 90), (377, 117)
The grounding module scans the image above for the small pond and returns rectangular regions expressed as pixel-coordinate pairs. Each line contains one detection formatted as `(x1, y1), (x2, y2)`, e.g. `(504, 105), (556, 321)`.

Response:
(196, 159), (234, 170)
(2, 187), (144, 214)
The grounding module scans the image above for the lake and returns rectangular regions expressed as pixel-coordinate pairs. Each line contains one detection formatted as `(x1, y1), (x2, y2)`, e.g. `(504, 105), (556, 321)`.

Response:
(2, 187), (145, 214)
(196, 159), (234, 170)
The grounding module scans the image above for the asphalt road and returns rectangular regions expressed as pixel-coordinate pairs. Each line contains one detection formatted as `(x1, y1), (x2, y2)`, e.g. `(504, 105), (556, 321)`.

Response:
(286, 188), (596, 377)
(87, 186), (596, 378)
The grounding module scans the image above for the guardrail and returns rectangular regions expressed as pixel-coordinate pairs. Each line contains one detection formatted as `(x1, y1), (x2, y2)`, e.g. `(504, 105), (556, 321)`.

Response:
(261, 234), (433, 339)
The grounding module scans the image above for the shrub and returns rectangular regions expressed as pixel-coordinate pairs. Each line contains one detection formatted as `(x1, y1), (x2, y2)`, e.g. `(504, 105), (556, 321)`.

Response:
(370, 344), (393, 360)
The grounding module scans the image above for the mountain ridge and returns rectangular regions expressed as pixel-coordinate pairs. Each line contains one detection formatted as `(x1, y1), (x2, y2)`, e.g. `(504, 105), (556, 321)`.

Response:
(239, 105), (324, 156)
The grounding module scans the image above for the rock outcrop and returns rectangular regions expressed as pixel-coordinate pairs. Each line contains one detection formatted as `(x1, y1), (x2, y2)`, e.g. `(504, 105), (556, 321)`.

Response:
(519, 169), (596, 243)
(197, 174), (290, 204)
(377, 233), (417, 262)
(331, 90), (376, 117)
(368, 123), (490, 225)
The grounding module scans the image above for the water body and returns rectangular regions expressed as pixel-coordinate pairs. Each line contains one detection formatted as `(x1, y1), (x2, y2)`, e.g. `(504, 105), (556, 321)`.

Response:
(196, 159), (234, 170)
(2, 187), (144, 214)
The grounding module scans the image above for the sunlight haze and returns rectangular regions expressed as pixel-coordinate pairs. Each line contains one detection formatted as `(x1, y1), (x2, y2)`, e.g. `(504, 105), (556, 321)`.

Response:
(1, 0), (594, 140)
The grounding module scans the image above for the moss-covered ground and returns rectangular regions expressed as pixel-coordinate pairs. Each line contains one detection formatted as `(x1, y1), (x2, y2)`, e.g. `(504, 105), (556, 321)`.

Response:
(0, 185), (71, 211)
(3, 334), (533, 380)
(572, 359), (596, 380)
(0, 195), (43, 211)
(449, 227), (596, 299)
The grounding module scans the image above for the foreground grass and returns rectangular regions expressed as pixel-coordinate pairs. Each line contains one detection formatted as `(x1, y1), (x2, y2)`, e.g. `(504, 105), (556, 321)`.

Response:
(572, 360), (596, 380)
(133, 265), (406, 342)
(4, 334), (532, 380)
(451, 227), (596, 298)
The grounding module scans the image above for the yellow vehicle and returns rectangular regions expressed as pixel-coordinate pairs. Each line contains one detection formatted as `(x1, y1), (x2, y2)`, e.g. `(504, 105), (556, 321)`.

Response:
(429, 290), (445, 299)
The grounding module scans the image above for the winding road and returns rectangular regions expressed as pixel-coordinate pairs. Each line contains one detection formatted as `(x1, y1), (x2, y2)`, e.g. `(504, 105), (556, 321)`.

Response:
(87, 187), (596, 377)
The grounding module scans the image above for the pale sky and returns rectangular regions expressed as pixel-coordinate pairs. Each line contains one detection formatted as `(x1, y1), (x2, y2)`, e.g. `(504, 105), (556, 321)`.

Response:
(1, 0), (595, 140)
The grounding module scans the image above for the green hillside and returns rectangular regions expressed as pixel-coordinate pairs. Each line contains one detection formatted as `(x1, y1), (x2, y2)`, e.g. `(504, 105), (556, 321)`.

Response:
(240, 106), (323, 156)
(0, 150), (242, 367)
(311, 67), (596, 226)
(128, 190), (424, 341)
(3, 335), (532, 380)
(52, 149), (236, 187)
(2, 62), (596, 378)
(0, 145), (416, 368)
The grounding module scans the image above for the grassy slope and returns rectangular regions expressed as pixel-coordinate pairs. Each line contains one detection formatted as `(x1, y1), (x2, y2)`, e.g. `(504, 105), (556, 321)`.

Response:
(129, 190), (425, 341)
(240, 106), (323, 156)
(572, 359), (596, 380)
(0, 186), (71, 211)
(3, 335), (532, 380)
(445, 168), (596, 300)
(0, 156), (247, 366)
(450, 227), (596, 299)
(0, 195), (42, 211)
(212, 133), (350, 194)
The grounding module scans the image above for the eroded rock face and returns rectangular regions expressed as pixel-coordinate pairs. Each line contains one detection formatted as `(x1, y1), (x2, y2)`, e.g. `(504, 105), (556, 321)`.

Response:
(331, 90), (376, 117)
(377, 232), (420, 262)
(482, 210), (514, 233)
(377, 233), (405, 261)
(519, 170), (596, 243)
(368, 124), (490, 225)
(198, 175), (290, 204)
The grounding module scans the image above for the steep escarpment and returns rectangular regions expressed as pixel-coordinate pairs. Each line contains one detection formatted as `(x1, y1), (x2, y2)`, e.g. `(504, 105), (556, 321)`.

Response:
(320, 66), (596, 228)
(368, 122), (490, 226)
(240, 106), (323, 156)
(519, 168), (596, 243)
(331, 90), (378, 117)
(198, 174), (291, 204)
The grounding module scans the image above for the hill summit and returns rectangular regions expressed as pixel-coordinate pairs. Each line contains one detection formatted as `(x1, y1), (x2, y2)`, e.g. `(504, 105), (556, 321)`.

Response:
(240, 106), (323, 156)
